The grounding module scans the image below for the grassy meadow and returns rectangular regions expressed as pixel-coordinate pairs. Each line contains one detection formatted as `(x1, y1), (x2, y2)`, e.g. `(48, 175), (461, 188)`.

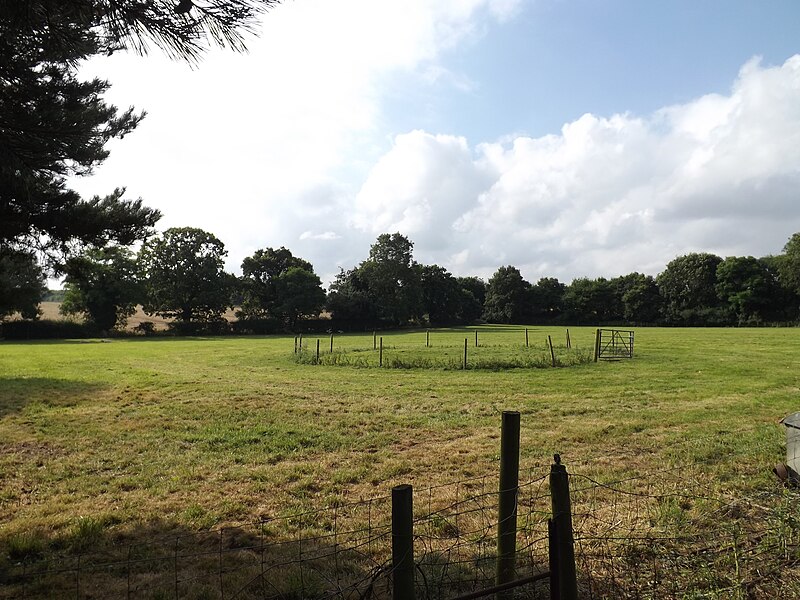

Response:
(1, 325), (799, 596)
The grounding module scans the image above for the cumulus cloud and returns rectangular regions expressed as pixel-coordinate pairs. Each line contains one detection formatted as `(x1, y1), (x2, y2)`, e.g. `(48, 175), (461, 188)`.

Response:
(69, 0), (521, 280)
(351, 55), (800, 282)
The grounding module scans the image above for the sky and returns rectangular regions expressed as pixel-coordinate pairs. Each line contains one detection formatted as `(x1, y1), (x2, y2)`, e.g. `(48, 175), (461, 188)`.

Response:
(71, 0), (800, 287)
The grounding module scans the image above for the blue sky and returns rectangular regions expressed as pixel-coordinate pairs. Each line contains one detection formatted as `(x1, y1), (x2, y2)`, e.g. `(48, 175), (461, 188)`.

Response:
(387, 1), (800, 141)
(72, 0), (800, 285)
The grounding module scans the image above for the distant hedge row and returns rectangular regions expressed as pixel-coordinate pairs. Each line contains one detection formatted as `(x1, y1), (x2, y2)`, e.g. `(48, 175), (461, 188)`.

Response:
(0, 317), (398, 340)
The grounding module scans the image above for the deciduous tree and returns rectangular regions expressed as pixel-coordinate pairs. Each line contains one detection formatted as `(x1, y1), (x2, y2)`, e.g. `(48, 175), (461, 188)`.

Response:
(715, 256), (782, 325)
(0, 250), (46, 320)
(657, 253), (724, 325)
(60, 246), (141, 331)
(483, 266), (530, 324)
(239, 247), (324, 326)
(139, 227), (233, 322)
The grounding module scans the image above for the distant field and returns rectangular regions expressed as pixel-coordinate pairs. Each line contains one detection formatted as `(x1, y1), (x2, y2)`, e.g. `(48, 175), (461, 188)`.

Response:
(36, 301), (237, 330)
(1, 326), (798, 597)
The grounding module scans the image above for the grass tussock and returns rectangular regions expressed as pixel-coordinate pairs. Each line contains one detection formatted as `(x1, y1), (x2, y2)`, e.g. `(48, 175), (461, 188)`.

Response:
(294, 342), (593, 370)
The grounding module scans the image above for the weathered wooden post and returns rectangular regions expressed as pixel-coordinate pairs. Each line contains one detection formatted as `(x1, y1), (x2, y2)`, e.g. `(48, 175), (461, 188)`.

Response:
(548, 518), (560, 600)
(475, 329), (478, 347)
(464, 338), (468, 370)
(497, 411), (520, 598)
(330, 333), (334, 353)
(548, 335), (556, 367)
(525, 328), (529, 347)
(550, 455), (577, 600)
(593, 328), (601, 362)
(316, 339), (320, 364)
(392, 484), (415, 600)
(379, 337), (383, 367)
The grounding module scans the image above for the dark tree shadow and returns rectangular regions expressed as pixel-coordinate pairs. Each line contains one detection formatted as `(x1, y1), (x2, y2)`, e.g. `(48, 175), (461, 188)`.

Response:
(0, 377), (107, 418)
(0, 516), (553, 599)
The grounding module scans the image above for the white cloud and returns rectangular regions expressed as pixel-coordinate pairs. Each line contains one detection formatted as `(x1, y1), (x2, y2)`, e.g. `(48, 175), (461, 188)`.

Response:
(349, 55), (800, 282)
(300, 231), (341, 241)
(68, 0), (521, 282)
(68, 1), (800, 288)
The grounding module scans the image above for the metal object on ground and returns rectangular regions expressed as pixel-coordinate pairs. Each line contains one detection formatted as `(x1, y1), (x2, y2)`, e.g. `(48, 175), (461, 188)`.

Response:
(779, 412), (800, 483)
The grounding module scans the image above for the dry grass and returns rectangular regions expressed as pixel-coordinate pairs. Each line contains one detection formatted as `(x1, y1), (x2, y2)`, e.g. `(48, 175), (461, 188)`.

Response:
(33, 302), (237, 331)
(0, 326), (799, 597)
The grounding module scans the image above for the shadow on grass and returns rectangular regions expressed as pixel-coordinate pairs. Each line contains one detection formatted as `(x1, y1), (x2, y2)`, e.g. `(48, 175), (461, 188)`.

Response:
(0, 516), (555, 599)
(0, 377), (107, 418)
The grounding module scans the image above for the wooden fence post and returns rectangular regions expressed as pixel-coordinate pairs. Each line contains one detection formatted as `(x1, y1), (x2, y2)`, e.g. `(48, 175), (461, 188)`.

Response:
(550, 455), (577, 600)
(392, 484), (415, 600)
(463, 338), (468, 370)
(373, 330), (377, 350)
(316, 339), (320, 364)
(525, 328), (529, 347)
(330, 333), (333, 353)
(548, 335), (556, 367)
(379, 337), (383, 367)
(497, 411), (520, 598)
(548, 518), (560, 600)
(475, 329), (478, 347)
(593, 328), (600, 362)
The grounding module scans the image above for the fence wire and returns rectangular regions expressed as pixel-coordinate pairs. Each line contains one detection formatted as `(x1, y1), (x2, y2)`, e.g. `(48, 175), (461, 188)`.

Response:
(4, 459), (800, 599)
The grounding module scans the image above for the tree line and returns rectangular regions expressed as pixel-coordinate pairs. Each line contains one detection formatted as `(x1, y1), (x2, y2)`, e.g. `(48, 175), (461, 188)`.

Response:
(2, 228), (800, 334)
(2, 4), (799, 334)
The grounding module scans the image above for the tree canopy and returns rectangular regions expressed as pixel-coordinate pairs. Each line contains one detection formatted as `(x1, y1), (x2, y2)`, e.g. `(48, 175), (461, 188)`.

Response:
(483, 266), (530, 324)
(139, 227), (233, 322)
(60, 246), (142, 331)
(0, 249), (46, 320)
(239, 247), (325, 326)
(1, 0), (278, 271)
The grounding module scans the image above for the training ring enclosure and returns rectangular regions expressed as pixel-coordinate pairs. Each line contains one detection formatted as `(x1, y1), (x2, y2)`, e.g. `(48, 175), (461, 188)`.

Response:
(292, 328), (630, 370)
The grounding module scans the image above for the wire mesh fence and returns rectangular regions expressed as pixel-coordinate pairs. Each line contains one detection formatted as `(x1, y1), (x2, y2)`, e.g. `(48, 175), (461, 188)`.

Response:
(4, 424), (800, 599)
(2, 473), (555, 599)
(570, 465), (800, 599)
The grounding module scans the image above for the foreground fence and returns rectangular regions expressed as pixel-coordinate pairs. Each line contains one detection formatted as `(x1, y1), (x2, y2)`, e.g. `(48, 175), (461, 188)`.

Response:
(4, 416), (799, 599)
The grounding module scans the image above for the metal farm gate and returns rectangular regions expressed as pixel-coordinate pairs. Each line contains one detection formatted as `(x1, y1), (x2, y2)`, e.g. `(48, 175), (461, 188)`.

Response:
(593, 328), (634, 361)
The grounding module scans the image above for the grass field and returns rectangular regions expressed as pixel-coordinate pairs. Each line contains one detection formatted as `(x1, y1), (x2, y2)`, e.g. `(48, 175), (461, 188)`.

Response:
(1, 326), (799, 597)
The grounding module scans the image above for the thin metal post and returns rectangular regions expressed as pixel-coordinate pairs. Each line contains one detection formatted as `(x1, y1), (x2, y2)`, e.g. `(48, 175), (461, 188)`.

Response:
(316, 339), (320, 364)
(330, 333), (334, 353)
(392, 484), (415, 600)
(497, 411), (520, 598)
(525, 328), (529, 347)
(294, 336), (297, 354)
(379, 337), (383, 367)
(464, 338), (468, 370)
(426, 329), (429, 347)
(373, 330), (377, 350)
(566, 329), (571, 349)
(548, 335), (556, 367)
(550, 455), (577, 600)
(475, 329), (478, 347)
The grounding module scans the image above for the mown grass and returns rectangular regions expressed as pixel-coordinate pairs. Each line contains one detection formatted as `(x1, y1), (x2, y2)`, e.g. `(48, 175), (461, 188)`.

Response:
(0, 326), (799, 596)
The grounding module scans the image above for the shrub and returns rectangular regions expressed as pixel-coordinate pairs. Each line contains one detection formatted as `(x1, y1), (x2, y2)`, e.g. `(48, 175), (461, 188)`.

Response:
(0, 319), (100, 340)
